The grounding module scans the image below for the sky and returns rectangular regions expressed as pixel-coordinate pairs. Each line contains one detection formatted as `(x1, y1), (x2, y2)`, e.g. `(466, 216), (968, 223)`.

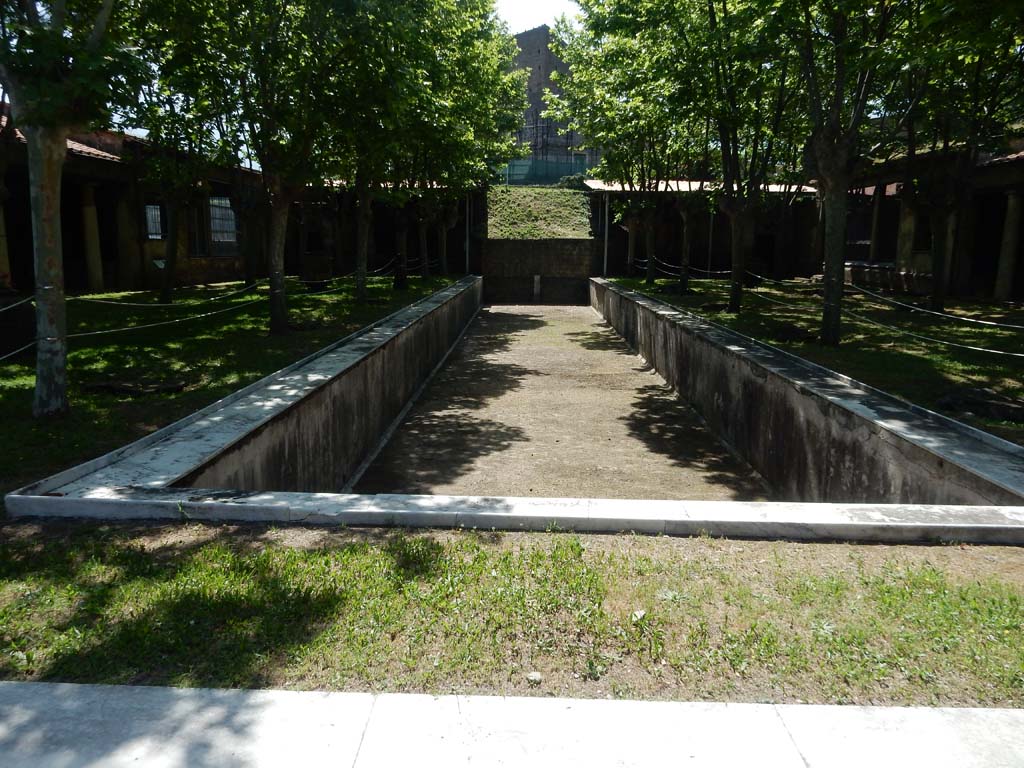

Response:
(494, 0), (579, 34)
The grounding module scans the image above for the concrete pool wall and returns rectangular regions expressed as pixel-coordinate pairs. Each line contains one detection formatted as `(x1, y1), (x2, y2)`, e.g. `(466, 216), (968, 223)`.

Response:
(590, 278), (1024, 506)
(5, 275), (1023, 543)
(6, 277), (482, 505)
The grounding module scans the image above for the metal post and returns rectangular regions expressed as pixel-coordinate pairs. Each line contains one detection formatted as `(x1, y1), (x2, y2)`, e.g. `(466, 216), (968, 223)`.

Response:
(603, 193), (610, 277)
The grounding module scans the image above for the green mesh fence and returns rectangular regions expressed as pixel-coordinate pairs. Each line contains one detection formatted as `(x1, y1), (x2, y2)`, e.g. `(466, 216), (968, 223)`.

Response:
(497, 156), (594, 185)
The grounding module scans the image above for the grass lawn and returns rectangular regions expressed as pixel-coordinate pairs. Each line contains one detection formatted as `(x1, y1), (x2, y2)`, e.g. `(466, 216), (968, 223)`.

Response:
(614, 277), (1024, 446)
(1, 521), (1022, 706)
(488, 186), (592, 239)
(0, 276), (453, 500)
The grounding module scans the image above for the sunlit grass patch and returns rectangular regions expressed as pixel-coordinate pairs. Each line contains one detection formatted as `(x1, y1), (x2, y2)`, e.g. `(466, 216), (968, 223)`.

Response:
(1, 524), (1021, 705)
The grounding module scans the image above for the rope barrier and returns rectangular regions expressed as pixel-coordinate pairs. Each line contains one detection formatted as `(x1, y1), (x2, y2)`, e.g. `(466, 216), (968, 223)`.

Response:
(850, 283), (1024, 331)
(687, 265), (732, 277)
(66, 297), (264, 339)
(748, 289), (817, 312)
(0, 295), (34, 313)
(745, 269), (810, 286)
(71, 281), (266, 309)
(746, 287), (1023, 358)
(0, 340), (36, 363)
(843, 309), (1024, 358)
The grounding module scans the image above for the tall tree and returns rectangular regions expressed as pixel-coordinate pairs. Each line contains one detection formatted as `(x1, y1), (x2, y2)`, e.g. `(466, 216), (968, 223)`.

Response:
(783, 0), (903, 344)
(0, 0), (140, 416)
(221, 0), (356, 332)
(549, 6), (695, 285)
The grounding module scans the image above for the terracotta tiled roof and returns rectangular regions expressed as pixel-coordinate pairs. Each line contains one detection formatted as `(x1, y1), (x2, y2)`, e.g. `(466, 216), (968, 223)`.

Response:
(1, 115), (122, 163)
(584, 179), (816, 194)
(980, 149), (1024, 167)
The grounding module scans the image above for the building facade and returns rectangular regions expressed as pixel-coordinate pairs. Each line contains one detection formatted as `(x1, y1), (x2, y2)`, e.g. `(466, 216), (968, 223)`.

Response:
(507, 25), (599, 185)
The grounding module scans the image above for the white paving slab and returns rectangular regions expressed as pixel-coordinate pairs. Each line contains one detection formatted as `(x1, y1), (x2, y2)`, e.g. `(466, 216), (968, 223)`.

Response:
(1, 682), (1022, 768)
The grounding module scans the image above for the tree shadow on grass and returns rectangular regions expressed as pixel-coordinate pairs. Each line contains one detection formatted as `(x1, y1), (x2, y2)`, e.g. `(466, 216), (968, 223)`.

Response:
(621, 384), (772, 501)
(0, 525), (447, 690)
(0, 522), (460, 767)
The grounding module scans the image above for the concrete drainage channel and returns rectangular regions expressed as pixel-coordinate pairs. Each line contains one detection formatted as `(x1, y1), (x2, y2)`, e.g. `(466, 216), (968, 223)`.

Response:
(6, 276), (1024, 544)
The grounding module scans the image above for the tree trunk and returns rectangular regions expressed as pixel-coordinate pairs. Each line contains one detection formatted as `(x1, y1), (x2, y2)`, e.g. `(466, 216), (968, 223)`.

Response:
(266, 178), (291, 334)
(679, 208), (691, 293)
(25, 125), (70, 417)
(644, 215), (656, 285)
(159, 201), (180, 304)
(929, 206), (950, 312)
(355, 183), (372, 303)
(437, 224), (449, 275)
(727, 209), (753, 313)
(418, 217), (431, 278)
(819, 181), (849, 346)
(335, 192), (351, 276)
(627, 216), (638, 276)
(812, 195), (826, 269)
(393, 207), (409, 291)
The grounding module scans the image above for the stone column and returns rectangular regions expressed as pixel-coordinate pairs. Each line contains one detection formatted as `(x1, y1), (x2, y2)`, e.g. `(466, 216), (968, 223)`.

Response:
(81, 184), (104, 293)
(995, 189), (1021, 301)
(0, 201), (11, 289)
(897, 198), (916, 272)
(943, 209), (957, 293)
(116, 190), (141, 290)
(867, 184), (883, 263)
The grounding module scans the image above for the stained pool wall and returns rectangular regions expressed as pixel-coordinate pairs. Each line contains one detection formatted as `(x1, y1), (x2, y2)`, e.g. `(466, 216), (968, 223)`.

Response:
(178, 277), (482, 492)
(591, 278), (1024, 505)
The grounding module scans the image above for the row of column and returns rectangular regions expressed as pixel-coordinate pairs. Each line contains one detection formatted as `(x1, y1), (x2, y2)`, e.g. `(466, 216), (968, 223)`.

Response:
(888, 189), (1021, 300)
(0, 184), (111, 293)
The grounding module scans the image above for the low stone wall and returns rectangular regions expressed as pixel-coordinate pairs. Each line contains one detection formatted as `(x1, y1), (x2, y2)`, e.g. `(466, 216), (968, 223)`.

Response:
(844, 262), (933, 296)
(591, 278), (1024, 505)
(179, 280), (481, 492)
(7, 278), (482, 506)
(482, 239), (597, 304)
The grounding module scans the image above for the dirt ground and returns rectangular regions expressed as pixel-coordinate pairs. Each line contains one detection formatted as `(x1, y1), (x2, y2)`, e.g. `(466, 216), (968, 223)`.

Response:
(357, 305), (769, 500)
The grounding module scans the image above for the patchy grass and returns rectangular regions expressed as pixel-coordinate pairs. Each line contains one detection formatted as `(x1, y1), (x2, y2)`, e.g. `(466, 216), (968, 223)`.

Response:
(488, 186), (592, 239)
(1, 522), (1022, 706)
(0, 277), (453, 499)
(615, 277), (1024, 445)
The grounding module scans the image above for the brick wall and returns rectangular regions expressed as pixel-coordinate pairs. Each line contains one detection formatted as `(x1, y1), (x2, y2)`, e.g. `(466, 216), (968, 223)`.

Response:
(482, 238), (597, 304)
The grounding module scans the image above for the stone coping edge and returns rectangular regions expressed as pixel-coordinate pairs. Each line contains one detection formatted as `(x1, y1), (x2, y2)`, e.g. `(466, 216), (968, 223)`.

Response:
(6, 492), (1024, 545)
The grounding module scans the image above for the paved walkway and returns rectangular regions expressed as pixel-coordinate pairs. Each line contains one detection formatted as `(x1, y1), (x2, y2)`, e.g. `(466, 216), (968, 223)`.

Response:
(357, 305), (769, 500)
(1, 682), (1022, 767)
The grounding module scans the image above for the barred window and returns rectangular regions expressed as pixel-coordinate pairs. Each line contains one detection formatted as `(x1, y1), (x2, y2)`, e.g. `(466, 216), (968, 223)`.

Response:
(209, 197), (237, 244)
(145, 204), (165, 240)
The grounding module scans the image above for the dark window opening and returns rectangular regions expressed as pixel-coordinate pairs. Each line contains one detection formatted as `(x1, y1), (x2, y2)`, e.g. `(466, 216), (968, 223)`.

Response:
(209, 197), (238, 257)
(145, 204), (165, 240)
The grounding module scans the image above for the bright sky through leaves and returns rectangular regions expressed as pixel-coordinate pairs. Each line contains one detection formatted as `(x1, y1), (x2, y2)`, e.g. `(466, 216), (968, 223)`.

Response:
(494, 0), (579, 34)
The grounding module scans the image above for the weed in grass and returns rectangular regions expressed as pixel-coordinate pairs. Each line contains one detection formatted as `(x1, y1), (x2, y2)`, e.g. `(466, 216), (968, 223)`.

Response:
(1, 526), (1023, 705)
